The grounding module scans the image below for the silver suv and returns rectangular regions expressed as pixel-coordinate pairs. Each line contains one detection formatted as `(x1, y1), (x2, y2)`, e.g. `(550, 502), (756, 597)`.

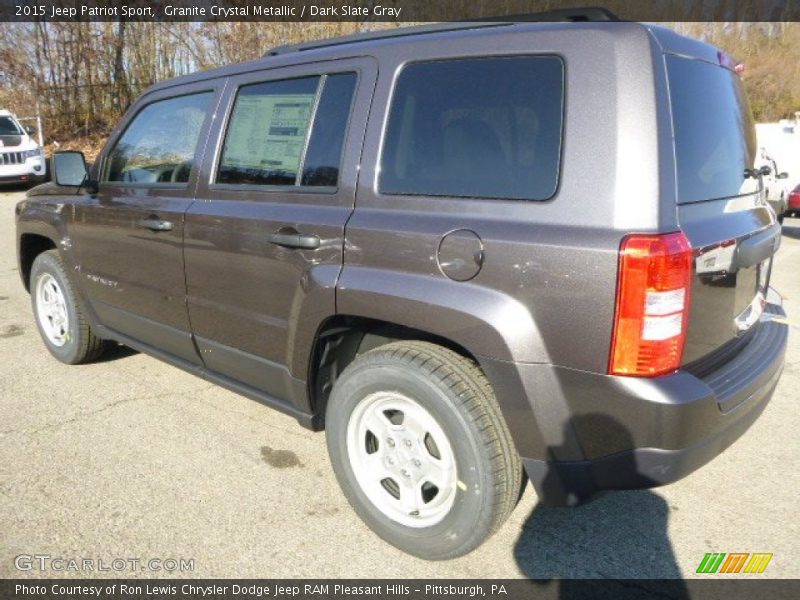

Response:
(18, 16), (788, 559)
(0, 110), (45, 185)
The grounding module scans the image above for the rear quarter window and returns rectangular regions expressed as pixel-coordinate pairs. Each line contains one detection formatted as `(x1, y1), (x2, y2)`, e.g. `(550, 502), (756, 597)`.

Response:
(380, 55), (564, 201)
(667, 54), (758, 203)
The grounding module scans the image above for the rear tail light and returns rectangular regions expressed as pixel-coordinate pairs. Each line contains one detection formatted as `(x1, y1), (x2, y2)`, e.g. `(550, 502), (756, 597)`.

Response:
(788, 190), (800, 209)
(609, 232), (693, 377)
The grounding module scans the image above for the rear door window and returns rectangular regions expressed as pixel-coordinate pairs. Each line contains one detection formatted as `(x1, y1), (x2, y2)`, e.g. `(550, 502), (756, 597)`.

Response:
(301, 73), (357, 186)
(667, 55), (758, 203)
(217, 72), (357, 188)
(380, 56), (564, 201)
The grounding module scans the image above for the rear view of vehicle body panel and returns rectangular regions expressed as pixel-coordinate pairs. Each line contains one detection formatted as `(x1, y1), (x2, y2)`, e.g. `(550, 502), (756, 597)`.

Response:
(657, 38), (782, 369)
(515, 25), (788, 505)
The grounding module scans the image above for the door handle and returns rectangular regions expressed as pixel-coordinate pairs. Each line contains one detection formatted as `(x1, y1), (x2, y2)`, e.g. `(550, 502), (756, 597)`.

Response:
(139, 217), (174, 232)
(268, 231), (321, 250)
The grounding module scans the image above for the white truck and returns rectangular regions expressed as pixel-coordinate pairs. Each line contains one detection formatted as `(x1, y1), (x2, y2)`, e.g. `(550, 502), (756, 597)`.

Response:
(757, 147), (791, 223)
(0, 109), (45, 185)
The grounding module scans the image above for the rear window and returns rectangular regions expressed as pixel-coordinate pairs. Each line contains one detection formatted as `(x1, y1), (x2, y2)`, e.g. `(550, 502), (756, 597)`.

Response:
(380, 56), (564, 201)
(667, 55), (758, 203)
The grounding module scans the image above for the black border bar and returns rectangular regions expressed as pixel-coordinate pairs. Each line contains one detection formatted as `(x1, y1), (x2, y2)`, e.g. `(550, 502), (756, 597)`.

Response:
(2, 0), (799, 23)
(3, 579), (800, 600)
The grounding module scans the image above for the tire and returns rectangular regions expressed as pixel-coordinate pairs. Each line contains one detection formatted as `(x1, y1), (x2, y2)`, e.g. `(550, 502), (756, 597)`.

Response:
(30, 250), (107, 364)
(325, 341), (521, 559)
(778, 212), (785, 225)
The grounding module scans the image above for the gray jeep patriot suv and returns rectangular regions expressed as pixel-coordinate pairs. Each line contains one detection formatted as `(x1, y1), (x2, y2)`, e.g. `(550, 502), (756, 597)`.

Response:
(16, 16), (788, 559)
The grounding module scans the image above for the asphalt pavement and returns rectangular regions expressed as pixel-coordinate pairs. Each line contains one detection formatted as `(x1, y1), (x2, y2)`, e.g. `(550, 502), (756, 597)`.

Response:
(1, 187), (798, 579)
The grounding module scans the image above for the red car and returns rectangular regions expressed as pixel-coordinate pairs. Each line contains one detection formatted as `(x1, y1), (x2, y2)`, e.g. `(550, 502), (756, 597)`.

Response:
(788, 184), (800, 218)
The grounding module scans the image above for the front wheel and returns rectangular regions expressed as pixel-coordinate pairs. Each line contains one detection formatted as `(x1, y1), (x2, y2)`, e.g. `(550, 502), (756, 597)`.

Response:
(325, 341), (521, 559)
(30, 250), (107, 364)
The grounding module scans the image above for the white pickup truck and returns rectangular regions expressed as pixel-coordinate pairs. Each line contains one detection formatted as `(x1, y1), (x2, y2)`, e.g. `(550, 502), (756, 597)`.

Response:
(0, 109), (45, 185)
(757, 147), (791, 223)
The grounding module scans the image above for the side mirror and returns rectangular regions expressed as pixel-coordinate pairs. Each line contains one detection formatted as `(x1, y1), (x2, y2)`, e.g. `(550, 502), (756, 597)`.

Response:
(52, 151), (96, 192)
(24, 125), (37, 136)
(777, 172), (789, 180)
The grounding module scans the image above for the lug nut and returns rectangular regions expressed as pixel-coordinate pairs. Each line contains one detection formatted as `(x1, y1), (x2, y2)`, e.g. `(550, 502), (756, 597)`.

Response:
(401, 469), (410, 478)
(413, 459), (421, 467)
(404, 439), (412, 447)
(387, 457), (394, 465)
(387, 438), (395, 447)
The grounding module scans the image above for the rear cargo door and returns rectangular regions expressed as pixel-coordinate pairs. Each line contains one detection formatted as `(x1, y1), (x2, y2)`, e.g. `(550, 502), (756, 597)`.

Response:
(667, 53), (781, 366)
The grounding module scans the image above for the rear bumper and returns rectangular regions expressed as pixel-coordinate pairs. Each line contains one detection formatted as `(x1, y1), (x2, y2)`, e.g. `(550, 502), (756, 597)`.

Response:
(480, 299), (788, 507)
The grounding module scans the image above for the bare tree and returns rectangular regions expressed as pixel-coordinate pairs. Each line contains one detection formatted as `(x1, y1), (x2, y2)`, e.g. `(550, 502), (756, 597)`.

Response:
(0, 20), (796, 153)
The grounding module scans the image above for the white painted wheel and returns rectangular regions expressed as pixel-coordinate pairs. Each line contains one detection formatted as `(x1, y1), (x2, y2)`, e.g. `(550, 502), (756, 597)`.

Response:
(326, 341), (522, 559)
(30, 250), (107, 364)
(35, 272), (70, 347)
(346, 391), (457, 528)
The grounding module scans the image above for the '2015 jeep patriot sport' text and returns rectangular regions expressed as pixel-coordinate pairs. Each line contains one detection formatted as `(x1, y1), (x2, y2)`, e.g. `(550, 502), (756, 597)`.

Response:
(16, 15), (788, 559)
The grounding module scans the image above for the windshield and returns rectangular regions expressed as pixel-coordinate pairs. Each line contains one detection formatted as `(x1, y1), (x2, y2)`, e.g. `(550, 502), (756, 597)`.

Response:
(0, 116), (23, 135)
(667, 54), (758, 203)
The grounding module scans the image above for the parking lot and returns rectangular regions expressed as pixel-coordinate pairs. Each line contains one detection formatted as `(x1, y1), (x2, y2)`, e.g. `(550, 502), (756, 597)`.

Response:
(1, 186), (798, 579)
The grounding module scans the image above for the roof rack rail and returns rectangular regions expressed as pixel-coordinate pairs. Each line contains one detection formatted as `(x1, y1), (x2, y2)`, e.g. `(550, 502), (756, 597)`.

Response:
(487, 7), (619, 22)
(265, 22), (506, 57)
(265, 7), (619, 57)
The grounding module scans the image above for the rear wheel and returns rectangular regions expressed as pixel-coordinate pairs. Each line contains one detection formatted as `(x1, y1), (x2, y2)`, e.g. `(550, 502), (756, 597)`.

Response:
(30, 250), (107, 364)
(325, 341), (521, 559)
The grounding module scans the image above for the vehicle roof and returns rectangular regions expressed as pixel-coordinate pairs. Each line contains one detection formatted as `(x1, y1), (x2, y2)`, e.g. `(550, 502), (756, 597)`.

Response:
(142, 20), (721, 97)
(643, 23), (721, 64)
(0, 109), (14, 117)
